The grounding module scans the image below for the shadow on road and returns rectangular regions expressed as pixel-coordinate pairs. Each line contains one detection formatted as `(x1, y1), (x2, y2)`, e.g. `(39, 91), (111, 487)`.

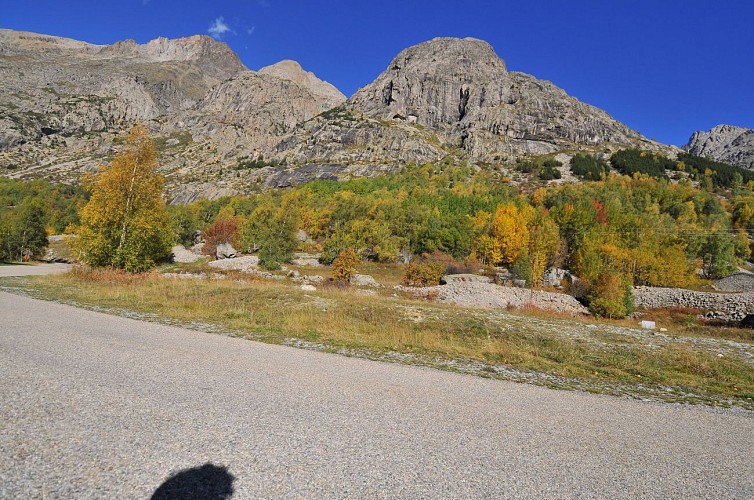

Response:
(151, 463), (235, 499)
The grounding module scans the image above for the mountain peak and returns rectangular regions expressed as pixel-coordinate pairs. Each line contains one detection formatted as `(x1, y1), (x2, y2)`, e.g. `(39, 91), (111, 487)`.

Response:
(259, 59), (345, 108)
(686, 124), (754, 170)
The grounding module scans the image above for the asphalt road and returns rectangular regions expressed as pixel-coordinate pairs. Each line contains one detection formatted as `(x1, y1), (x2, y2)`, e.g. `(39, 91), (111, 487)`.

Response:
(1, 290), (753, 498)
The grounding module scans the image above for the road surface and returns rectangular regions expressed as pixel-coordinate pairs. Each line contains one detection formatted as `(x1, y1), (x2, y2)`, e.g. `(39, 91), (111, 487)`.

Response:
(1, 290), (753, 498)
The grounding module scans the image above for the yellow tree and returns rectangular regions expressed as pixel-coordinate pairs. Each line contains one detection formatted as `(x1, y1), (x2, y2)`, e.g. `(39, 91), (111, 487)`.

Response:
(76, 125), (171, 271)
(492, 203), (532, 265)
(527, 209), (560, 287)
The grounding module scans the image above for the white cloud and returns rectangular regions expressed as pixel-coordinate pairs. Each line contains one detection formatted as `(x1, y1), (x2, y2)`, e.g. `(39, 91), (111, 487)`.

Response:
(208, 17), (233, 40)
(247, 26), (256, 36)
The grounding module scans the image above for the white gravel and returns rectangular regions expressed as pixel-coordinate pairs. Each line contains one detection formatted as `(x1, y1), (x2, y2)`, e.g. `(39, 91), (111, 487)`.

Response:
(399, 281), (588, 315)
(2, 291), (752, 497)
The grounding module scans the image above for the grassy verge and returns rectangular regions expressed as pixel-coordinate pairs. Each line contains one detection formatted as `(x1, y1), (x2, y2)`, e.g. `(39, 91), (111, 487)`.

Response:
(3, 267), (753, 410)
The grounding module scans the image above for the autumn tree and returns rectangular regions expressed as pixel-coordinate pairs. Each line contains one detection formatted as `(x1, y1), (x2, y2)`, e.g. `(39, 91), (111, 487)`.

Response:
(331, 248), (360, 282)
(240, 196), (299, 270)
(525, 208), (560, 287)
(76, 125), (171, 272)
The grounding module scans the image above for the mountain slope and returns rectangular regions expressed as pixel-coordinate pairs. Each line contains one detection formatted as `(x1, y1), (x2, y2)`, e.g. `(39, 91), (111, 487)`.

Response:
(685, 124), (754, 170)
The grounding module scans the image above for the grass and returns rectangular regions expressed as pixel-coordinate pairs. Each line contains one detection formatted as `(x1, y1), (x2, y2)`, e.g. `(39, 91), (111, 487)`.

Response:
(3, 265), (753, 410)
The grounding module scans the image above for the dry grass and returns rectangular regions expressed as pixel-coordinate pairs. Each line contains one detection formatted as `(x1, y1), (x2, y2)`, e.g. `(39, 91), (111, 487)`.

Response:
(9, 266), (753, 409)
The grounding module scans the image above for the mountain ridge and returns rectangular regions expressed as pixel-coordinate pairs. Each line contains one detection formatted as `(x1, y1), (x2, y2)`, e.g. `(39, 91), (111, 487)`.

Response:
(0, 29), (692, 201)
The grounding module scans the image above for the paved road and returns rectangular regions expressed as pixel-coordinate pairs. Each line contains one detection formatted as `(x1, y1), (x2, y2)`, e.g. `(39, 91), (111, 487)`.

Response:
(1, 291), (753, 498)
(0, 263), (71, 277)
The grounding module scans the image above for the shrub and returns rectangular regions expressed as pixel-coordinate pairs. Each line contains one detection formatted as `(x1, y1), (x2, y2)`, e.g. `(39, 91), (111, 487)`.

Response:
(402, 261), (446, 287)
(570, 154), (608, 180)
(202, 217), (238, 259)
(331, 248), (359, 282)
(588, 272), (634, 318)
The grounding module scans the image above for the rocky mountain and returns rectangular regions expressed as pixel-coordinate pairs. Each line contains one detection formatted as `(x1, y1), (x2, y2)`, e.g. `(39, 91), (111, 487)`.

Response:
(0, 29), (346, 200)
(685, 124), (754, 170)
(0, 29), (245, 148)
(277, 38), (655, 165)
(1, 31), (665, 200)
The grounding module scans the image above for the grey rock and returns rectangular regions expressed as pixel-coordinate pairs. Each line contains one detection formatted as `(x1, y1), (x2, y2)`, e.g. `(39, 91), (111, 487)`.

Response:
(542, 267), (575, 288)
(171, 245), (201, 264)
(215, 243), (238, 260)
(634, 286), (754, 322)
(279, 37), (653, 166)
(259, 60), (345, 110)
(685, 124), (754, 170)
(350, 274), (382, 288)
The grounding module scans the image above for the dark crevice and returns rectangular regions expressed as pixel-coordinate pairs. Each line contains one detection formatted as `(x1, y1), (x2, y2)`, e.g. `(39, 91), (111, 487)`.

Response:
(458, 87), (470, 121)
(383, 81), (395, 105)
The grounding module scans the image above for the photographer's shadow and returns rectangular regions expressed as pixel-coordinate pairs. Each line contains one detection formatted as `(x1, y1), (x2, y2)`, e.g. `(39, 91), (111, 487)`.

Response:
(151, 463), (235, 499)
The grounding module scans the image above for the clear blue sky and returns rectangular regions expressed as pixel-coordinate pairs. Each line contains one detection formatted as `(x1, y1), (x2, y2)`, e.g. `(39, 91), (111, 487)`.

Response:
(3, 0), (753, 146)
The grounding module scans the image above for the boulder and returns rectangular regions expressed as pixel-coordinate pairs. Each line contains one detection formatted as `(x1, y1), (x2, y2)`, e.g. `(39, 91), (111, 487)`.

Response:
(171, 245), (202, 263)
(215, 243), (238, 260)
(542, 267), (573, 288)
(350, 274), (381, 288)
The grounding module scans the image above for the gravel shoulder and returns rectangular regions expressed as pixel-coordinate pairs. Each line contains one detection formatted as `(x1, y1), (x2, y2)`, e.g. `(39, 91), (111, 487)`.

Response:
(1, 291), (753, 498)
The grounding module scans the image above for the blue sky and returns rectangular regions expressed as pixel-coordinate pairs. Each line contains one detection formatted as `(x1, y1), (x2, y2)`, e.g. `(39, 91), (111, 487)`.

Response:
(2, 0), (753, 146)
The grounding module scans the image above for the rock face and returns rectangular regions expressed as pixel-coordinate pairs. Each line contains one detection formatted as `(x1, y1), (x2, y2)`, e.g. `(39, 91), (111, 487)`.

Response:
(279, 37), (650, 164)
(685, 124), (754, 170)
(0, 29), (245, 148)
(173, 70), (344, 158)
(0, 29), (346, 200)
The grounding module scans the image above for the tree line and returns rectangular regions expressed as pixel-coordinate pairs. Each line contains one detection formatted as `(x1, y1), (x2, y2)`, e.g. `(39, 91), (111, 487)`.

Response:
(6, 127), (754, 318)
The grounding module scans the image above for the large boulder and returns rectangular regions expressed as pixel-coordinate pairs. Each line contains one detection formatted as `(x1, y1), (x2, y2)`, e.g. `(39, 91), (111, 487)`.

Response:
(215, 243), (238, 260)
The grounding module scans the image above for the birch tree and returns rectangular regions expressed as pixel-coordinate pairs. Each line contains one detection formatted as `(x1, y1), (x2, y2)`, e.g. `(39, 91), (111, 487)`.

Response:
(76, 125), (171, 271)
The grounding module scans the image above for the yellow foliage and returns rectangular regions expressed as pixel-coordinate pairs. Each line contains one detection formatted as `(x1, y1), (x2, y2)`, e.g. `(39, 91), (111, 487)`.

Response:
(76, 125), (170, 271)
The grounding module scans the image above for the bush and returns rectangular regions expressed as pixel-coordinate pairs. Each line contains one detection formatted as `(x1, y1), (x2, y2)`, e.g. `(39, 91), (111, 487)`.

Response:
(331, 248), (359, 282)
(202, 217), (238, 259)
(588, 273), (634, 318)
(402, 261), (446, 287)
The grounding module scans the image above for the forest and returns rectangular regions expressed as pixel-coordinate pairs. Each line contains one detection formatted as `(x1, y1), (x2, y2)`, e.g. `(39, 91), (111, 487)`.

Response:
(4, 145), (754, 317)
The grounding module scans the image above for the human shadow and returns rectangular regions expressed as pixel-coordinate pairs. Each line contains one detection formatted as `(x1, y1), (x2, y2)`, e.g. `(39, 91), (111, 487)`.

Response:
(151, 463), (235, 499)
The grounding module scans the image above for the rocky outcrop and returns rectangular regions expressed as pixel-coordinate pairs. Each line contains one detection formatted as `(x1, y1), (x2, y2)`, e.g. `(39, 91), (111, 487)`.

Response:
(685, 124), (754, 170)
(172, 70), (343, 158)
(0, 29), (245, 145)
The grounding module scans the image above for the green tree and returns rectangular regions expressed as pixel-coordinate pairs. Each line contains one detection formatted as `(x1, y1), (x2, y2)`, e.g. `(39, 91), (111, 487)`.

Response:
(76, 125), (171, 272)
(701, 232), (737, 278)
(240, 198), (299, 270)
